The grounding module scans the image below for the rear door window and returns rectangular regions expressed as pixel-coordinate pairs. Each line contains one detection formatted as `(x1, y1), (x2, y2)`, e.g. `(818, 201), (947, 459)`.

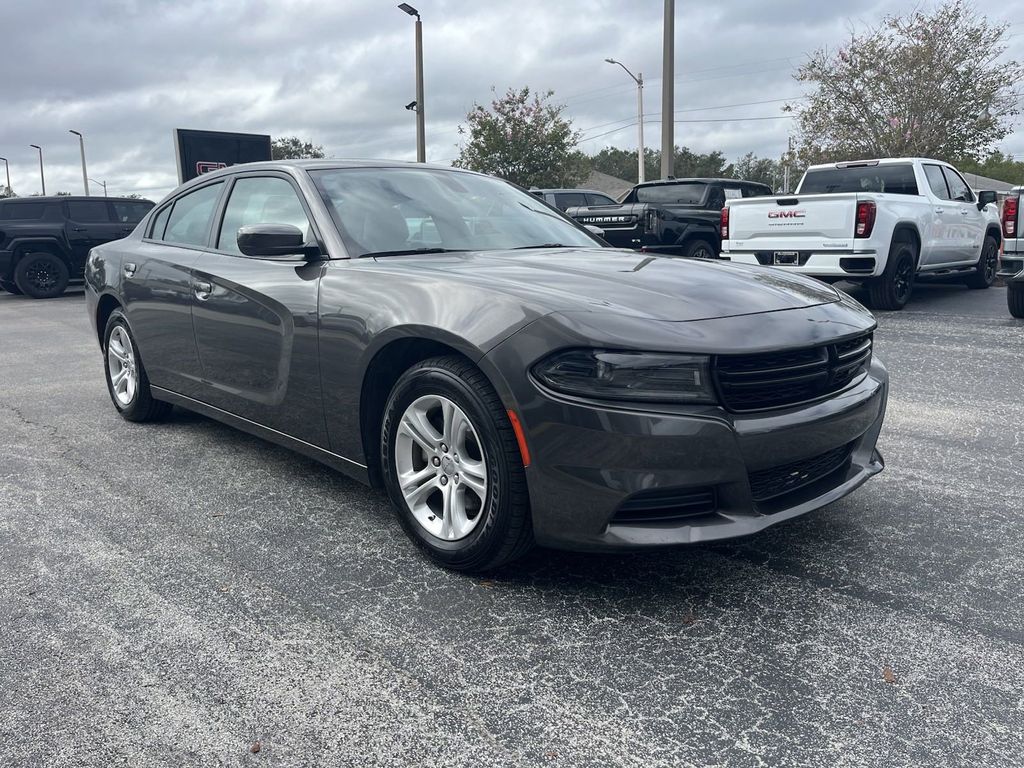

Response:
(923, 165), (950, 200)
(149, 205), (171, 239)
(554, 192), (587, 210)
(66, 200), (112, 222)
(163, 182), (225, 247)
(112, 201), (153, 224)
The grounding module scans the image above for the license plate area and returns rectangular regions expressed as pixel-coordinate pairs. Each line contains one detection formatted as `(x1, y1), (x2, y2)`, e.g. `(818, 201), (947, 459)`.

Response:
(774, 251), (799, 266)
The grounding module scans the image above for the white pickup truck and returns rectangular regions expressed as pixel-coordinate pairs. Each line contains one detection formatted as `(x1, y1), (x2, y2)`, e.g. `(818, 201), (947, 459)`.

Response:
(720, 158), (1001, 310)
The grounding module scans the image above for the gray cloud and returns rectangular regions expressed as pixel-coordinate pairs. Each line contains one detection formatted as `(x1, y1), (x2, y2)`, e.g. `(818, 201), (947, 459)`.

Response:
(2, 0), (1022, 200)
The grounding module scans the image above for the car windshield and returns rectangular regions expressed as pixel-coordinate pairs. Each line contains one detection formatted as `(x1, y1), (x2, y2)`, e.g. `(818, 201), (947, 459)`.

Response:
(310, 167), (600, 257)
(634, 184), (708, 205)
(799, 164), (919, 195)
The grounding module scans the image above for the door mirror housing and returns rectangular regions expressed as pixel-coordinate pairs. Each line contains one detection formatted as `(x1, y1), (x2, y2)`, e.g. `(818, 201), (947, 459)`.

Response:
(237, 224), (320, 259)
(977, 190), (997, 209)
(584, 224), (606, 237)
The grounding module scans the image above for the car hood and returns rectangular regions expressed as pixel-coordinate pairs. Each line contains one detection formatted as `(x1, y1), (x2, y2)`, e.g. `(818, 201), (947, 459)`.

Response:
(373, 247), (840, 322)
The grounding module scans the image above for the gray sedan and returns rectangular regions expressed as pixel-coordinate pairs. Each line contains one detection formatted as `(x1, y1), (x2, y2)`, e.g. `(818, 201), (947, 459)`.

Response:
(85, 161), (887, 571)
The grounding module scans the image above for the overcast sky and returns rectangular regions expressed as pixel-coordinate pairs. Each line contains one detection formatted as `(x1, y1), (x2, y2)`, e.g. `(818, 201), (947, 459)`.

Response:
(3, 0), (1024, 200)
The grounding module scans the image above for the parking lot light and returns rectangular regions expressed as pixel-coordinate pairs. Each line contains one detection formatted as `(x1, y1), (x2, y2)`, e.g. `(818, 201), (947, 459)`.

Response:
(605, 58), (645, 183)
(28, 144), (45, 195)
(397, 3), (425, 162)
(0, 156), (10, 196)
(89, 177), (107, 196)
(69, 130), (89, 196)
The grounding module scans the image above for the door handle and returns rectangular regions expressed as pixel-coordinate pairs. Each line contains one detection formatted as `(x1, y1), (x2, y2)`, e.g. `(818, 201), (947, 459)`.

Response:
(72, 226), (87, 231)
(123, 262), (137, 278)
(934, 209), (945, 214)
(194, 280), (213, 300)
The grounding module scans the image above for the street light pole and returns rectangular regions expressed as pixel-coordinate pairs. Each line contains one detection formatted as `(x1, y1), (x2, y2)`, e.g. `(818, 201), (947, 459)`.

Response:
(69, 130), (89, 196)
(89, 178), (107, 196)
(398, 3), (426, 162)
(29, 144), (45, 195)
(660, 0), (675, 179)
(605, 58), (645, 183)
(0, 157), (10, 196)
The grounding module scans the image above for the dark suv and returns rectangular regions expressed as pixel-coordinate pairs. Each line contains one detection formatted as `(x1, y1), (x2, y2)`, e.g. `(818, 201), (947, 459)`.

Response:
(0, 196), (154, 298)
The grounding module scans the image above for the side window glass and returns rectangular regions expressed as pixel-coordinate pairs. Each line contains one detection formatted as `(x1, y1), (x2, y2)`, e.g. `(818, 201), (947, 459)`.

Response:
(586, 193), (615, 206)
(113, 201), (152, 224)
(923, 165), (950, 200)
(942, 167), (974, 203)
(149, 205), (171, 240)
(67, 200), (111, 222)
(217, 177), (311, 255)
(556, 192), (587, 210)
(163, 182), (224, 247)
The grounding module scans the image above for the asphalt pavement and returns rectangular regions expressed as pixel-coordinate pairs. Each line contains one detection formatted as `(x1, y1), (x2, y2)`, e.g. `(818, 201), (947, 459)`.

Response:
(1, 283), (1022, 767)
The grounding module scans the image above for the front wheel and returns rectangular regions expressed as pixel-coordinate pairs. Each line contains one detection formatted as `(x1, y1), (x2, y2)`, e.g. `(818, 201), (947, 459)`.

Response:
(0, 279), (23, 295)
(380, 356), (533, 571)
(14, 251), (70, 299)
(1009, 283), (1024, 318)
(103, 310), (172, 422)
(965, 236), (999, 289)
(868, 241), (917, 311)
(681, 239), (717, 260)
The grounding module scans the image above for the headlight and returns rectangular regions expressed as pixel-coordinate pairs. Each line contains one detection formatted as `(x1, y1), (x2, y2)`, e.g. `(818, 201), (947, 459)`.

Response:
(531, 349), (715, 404)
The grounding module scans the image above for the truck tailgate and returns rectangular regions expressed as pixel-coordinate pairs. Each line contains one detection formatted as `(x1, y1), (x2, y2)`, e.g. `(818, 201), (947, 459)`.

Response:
(728, 193), (860, 245)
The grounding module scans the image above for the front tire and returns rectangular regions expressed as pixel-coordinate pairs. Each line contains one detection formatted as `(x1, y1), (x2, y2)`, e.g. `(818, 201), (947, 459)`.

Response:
(102, 310), (171, 422)
(965, 236), (999, 289)
(0, 279), (23, 295)
(380, 356), (533, 571)
(14, 251), (70, 299)
(868, 240), (917, 311)
(1009, 283), (1024, 318)
(681, 239), (717, 260)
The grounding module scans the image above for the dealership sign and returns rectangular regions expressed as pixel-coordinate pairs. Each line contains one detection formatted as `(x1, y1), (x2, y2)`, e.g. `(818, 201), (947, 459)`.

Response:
(173, 129), (272, 183)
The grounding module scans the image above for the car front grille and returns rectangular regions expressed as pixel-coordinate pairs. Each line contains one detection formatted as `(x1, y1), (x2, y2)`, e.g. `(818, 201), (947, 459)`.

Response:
(611, 486), (717, 524)
(713, 332), (872, 412)
(748, 443), (854, 502)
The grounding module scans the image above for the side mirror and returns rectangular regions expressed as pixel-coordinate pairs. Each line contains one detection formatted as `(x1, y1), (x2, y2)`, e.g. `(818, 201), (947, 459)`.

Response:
(237, 224), (315, 258)
(977, 190), (997, 209)
(584, 224), (606, 237)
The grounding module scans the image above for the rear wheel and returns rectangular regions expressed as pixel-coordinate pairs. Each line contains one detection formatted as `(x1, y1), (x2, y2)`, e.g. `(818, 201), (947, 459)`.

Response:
(14, 251), (70, 299)
(1009, 283), (1024, 318)
(380, 356), (533, 572)
(0, 279), (22, 295)
(103, 310), (171, 422)
(965, 236), (999, 289)
(868, 240), (916, 311)
(681, 239), (717, 260)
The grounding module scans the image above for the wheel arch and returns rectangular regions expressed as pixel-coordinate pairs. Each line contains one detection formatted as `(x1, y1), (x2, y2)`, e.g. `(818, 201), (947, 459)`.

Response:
(359, 331), (488, 489)
(95, 293), (124, 347)
(890, 223), (921, 266)
(9, 237), (72, 266)
(985, 223), (1002, 248)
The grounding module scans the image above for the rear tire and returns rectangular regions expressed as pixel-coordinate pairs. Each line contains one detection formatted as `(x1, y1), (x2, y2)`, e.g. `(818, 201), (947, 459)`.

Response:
(0, 279), (23, 295)
(380, 355), (533, 572)
(964, 236), (999, 289)
(868, 240), (917, 311)
(681, 239), (717, 260)
(1009, 283), (1024, 319)
(14, 251), (70, 299)
(102, 310), (172, 422)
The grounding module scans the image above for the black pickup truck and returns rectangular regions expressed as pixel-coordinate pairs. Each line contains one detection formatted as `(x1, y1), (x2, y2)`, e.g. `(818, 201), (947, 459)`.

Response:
(0, 196), (154, 298)
(565, 177), (772, 258)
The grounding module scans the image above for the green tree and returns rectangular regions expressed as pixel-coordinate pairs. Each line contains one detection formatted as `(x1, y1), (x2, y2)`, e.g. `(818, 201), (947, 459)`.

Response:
(271, 136), (326, 160)
(792, 0), (1023, 162)
(733, 153), (784, 189)
(454, 87), (588, 188)
(954, 150), (1024, 185)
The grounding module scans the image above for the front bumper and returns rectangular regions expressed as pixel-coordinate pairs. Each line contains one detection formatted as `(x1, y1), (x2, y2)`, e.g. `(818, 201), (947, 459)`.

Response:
(725, 250), (880, 278)
(484, 305), (887, 553)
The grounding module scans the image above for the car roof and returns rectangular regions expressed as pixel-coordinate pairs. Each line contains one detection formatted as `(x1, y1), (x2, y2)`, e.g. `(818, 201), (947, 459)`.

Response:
(532, 188), (613, 195)
(805, 158), (948, 171)
(634, 178), (769, 188)
(0, 195), (152, 203)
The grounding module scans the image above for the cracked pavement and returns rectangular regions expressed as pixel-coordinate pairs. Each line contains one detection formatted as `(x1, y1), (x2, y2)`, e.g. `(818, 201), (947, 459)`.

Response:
(0, 284), (1022, 767)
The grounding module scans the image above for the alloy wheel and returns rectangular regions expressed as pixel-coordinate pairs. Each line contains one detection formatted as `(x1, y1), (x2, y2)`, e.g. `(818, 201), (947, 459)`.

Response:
(395, 394), (488, 541)
(106, 326), (138, 407)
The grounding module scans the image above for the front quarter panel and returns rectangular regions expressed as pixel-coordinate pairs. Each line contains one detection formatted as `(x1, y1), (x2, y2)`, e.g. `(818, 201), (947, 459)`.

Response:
(317, 259), (552, 462)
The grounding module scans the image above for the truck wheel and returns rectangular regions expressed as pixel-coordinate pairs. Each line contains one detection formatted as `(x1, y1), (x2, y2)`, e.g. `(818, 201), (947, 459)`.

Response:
(868, 241), (916, 311)
(0, 279), (23, 295)
(14, 251), (70, 299)
(1009, 283), (1024, 318)
(682, 239), (717, 260)
(964, 236), (999, 289)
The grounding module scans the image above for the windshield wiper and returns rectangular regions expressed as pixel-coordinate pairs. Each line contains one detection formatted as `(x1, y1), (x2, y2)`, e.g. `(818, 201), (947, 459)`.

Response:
(511, 243), (571, 249)
(361, 247), (466, 258)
